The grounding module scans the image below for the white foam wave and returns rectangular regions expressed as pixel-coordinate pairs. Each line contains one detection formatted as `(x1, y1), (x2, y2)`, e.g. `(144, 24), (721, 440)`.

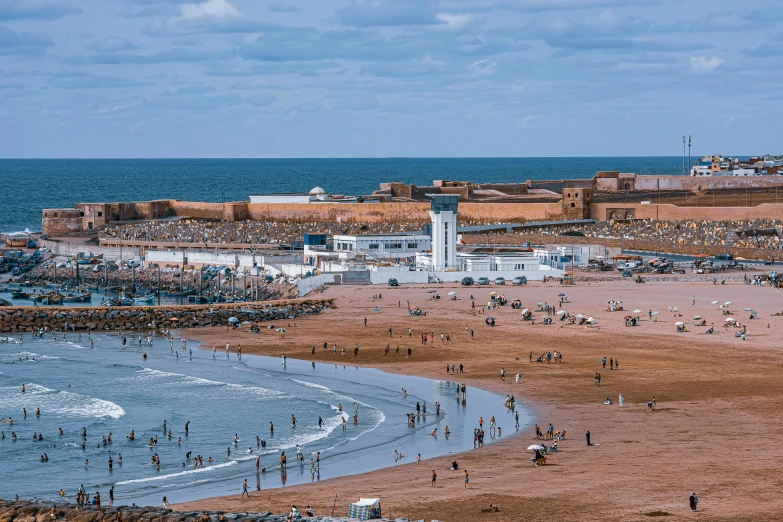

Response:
(0, 383), (125, 419)
(115, 460), (238, 485)
(2, 351), (60, 361)
(131, 369), (285, 399)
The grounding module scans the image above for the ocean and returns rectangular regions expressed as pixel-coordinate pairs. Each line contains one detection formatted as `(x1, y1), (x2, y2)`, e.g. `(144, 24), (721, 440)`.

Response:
(0, 335), (520, 505)
(0, 157), (685, 233)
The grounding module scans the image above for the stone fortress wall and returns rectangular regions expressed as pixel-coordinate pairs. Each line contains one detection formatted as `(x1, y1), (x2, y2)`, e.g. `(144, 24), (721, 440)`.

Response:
(41, 173), (783, 237)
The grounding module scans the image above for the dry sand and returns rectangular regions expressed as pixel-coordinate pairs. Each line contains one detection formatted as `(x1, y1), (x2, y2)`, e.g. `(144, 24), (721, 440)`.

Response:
(174, 279), (783, 521)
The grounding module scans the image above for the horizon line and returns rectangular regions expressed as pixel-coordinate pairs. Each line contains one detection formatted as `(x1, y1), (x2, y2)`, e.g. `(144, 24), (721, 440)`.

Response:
(0, 154), (762, 161)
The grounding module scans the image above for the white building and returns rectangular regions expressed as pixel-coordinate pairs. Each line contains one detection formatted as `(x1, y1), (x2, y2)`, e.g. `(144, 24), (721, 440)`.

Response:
(429, 194), (458, 270)
(331, 233), (431, 261)
(249, 187), (330, 204)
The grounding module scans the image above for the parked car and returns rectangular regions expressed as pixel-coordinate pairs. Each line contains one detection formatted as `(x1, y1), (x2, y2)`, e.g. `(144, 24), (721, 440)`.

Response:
(388, 278), (399, 287)
(494, 277), (505, 285)
(715, 253), (733, 261)
(512, 276), (528, 285)
(461, 277), (474, 286)
(621, 270), (633, 278)
(477, 277), (490, 285)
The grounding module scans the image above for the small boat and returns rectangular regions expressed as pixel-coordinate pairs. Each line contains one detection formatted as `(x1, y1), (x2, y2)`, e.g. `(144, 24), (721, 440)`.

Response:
(132, 294), (155, 304)
(62, 292), (91, 303)
(11, 290), (29, 299)
(38, 293), (64, 305)
(168, 290), (196, 297)
(188, 295), (208, 304)
(0, 298), (12, 307)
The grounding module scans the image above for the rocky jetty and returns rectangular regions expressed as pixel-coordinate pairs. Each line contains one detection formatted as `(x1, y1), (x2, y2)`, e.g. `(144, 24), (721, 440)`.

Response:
(0, 501), (426, 522)
(0, 300), (332, 333)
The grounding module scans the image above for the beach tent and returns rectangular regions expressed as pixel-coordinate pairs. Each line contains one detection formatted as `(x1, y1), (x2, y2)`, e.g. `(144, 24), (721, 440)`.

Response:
(347, 498), (382, 520)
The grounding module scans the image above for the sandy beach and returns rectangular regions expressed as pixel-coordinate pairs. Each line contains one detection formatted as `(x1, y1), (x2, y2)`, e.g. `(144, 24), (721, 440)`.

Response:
(170, 278), (783, 521)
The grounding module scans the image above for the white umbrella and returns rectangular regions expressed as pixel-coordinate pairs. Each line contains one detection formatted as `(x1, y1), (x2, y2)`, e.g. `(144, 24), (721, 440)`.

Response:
(711, 300), (719, 305)
(675, 321), (685, 326)
(724, 317), (734, 322)
(527, 445), (545, 451)
(576, 314), (586, 318)
(633, 309), (642, 314)
(693, 316), (703, 321)
(587, 317), (596, 323)
(542, 315), (551, 320)
(276, 328), (287, 333)
(722, 301), (732, 307)
(557, 310), (567, 316)
(651, 311), (660, 315)
(521, 308), (529, 314)
(448, 291), (457, 296)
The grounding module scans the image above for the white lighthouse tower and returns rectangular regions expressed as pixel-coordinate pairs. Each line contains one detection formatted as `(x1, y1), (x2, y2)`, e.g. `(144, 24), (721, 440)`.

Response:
(429, 195), (459, 270)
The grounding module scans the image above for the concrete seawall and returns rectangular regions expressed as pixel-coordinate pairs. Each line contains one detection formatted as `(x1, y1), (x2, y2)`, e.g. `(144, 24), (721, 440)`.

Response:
(0, 300), (333, 333)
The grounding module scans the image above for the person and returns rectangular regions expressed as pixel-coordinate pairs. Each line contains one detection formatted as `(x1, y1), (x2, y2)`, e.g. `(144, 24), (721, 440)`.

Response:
(162, 497), (169, 508)
(431, 469), (438, 487)
(619, 394), (625, 407)
(305, 506), (314, 517)
(586, 430), (592, 446)
(108, 486), (114, 506)
(241, 479), (249, 497)
(689, 492), (698, 512)
(602, 397), (613, 405)
(464, 469), (470, 488)
(288, 505), (301, 521)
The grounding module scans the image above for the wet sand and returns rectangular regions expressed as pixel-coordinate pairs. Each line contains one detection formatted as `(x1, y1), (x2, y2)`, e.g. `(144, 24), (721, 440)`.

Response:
(175, 280), (783, 521)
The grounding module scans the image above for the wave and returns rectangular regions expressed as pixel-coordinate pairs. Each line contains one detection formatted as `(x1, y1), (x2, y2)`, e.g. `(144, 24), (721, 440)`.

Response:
(0, 383), (125, 419)
(1, 351), (60, 361)
(130, 368), (286, 399)
(115, 459), (239, 486)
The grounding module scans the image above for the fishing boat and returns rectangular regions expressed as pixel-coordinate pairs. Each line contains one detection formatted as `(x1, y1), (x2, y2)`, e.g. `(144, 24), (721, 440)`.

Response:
(0, 298), (12, 307)
(187, 295), (208, 304)
(35, 293), (64, 305)
(168, 289), (196, 297)
(101, 296), (133, 307)
(62, 292), (92, 303)
(132, 294), (155, 304)
(11, 289), (29, 299)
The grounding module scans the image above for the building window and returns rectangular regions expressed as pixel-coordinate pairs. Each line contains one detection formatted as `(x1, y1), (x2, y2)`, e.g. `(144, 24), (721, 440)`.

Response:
(514, 264), (525, 270)
(368, 244), (379, 250)
(97, 212), (103, 217)
(384, 243), (402, 249)
(407, 243), (417, 249)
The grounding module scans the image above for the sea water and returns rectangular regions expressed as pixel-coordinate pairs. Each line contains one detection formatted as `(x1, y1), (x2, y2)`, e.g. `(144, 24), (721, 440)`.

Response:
(0, 157), (686, 233)
(0, 334), (526, 505)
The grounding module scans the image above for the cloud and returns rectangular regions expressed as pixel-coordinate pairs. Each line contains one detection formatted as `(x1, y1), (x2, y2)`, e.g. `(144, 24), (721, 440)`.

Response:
(75, 47), (235, 64)
(337, 0), (441, 27)
(0, 24), (53, 55)
(0, 0), (79, 20)
(468, 58), (496, 74)
(181, 0), (241, 19)
(87, 37), (138, 53)
(689, 55), (723, 74)
(51, 74), (153, 89)
(269, 3), (300, 13)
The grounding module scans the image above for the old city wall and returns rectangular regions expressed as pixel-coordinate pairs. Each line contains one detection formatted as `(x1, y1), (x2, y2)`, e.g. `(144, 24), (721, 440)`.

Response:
(590, 202), (783, 221)
(168, 201), (225, 220)
(631, 175), (783, 191)
(245, 202), (562, 224)
(0, 299), (333, 333)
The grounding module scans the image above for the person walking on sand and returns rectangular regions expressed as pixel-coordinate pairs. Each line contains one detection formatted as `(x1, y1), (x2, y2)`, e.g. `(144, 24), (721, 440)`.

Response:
(619, 394), (625, 407)
(586, 430), (592, 446)
(464, 470), (470, 488)
(689, 492), (698, 511)
(241, 479), (249, 497)
(431, 470), (437, 486)
(692, 296), (696, 306)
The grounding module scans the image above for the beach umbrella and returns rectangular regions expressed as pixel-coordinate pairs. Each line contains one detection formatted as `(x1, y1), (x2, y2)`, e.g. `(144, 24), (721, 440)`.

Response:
(675, 321), (685, 326)
(724, 317), (734, 322)
(711, 300), (719, 305)
(633, 309), (642, 314)
(651, 311), (660, 315)
(576, 313), (586, 318)
(448, 291), (456, 296)
(542, 315), (551, 320)
(521, 308), (529, 314)
(489, 291), (498, 296)
(723, 301), (733, 306)
(693, 316), (702, 320)
(527, 445), (545, 451)
(558, 293), (566, 297)
(744, 308), (758, 319)
(557, 310), (567, 315)
(487, 316), (495, 321)
(276, 328), (287, 333)
(587, 317), (596, 323)
(228, 317), (239, 323)
(538, 301), (547, 307)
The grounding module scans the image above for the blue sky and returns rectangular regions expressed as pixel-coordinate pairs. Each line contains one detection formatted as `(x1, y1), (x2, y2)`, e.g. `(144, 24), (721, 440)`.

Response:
(1, 0), (781, 158)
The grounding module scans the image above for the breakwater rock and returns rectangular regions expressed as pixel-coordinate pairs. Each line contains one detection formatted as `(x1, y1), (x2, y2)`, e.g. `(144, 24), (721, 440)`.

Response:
(0, 300), (333, 333)
(0, 501), (424, 522)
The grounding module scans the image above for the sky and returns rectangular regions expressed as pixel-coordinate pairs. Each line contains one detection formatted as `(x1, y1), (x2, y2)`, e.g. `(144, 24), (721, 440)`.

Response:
(0, 0), (781, 158)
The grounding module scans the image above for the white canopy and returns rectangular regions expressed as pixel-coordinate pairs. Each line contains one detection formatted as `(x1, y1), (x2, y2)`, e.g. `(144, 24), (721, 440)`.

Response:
(354, 498), (381, 507)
